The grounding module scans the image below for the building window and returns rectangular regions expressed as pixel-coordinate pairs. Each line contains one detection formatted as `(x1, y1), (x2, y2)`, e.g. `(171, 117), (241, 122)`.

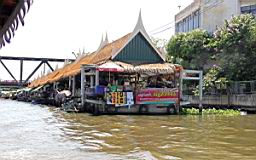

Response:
(198, 10), (201, 28)
(251, 5), (256, 15)
(181, 21), (184, 32)
(194, 10), (199, 29)
(186, 17), (189, 32)
(175, 9), (201, 33)
(183, 19), (186, 32)
(189, 15), (193, 31)
(241, 4), (256, 15)
(179, 22), (182, 32)
(175, 21), (184, 33)
(176, 22), (183, 33)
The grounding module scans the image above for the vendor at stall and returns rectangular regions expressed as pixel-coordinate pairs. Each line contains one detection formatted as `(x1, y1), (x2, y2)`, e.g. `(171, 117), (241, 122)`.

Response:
(147, 76), (164, 88)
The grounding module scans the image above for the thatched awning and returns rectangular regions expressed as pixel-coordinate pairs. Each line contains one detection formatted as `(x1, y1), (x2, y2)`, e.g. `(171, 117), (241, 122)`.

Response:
(28, 30), (180, 88)
(134, 63), (176, 74)
(114, 61), (177, 74)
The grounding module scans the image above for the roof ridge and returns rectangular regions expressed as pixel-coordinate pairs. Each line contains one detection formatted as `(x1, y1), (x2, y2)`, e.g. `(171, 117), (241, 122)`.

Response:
(111, 11), (165, 61)
(89, 33), (132, 64)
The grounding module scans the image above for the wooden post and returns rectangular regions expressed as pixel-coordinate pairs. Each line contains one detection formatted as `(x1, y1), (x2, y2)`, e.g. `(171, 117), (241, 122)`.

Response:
(54, 82), (59, 90)
(199, 71), (203, 113)
(95, 70), (99, 86)
(90, 75), (94, 88)
(81, 66), (85, 107)
(68, 76), (72, 91)
(181, 70), (203, 114)
(180, 70), (183, 102)
(177, 69), (183, 114)
(72, 75), (76, 96)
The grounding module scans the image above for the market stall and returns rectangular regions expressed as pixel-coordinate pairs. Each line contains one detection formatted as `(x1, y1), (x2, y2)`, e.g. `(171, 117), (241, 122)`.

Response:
(81, 61), (182, 114)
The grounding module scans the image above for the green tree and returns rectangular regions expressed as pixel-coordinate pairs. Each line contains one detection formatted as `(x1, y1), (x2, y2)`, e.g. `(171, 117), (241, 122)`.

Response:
(151, 37), (167, 49)
(214, 14), (256, 81)
(192, 65), (230, 96)
(166, 29), (213, 70)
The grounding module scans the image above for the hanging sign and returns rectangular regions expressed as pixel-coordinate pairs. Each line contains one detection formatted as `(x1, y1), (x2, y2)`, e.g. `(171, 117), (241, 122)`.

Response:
(107, 92), (134, 106)
(136, 88), (179, 104)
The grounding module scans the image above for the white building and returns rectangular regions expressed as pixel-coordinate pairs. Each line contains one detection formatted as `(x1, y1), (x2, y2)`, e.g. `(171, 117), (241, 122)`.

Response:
(175, 0), (256, 34)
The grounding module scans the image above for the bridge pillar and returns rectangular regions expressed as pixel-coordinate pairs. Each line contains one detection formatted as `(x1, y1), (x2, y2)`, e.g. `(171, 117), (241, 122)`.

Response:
(20, 59), (23, 86)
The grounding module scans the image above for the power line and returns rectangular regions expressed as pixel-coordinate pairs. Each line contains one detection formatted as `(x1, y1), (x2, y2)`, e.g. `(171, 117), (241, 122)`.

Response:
(151, 25), (175, 35)
(149, 21), (175, 33)
(150, 0), (224, 35)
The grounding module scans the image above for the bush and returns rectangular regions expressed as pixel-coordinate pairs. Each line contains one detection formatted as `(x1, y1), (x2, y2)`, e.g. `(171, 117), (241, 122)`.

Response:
(181, 108), (240, 116)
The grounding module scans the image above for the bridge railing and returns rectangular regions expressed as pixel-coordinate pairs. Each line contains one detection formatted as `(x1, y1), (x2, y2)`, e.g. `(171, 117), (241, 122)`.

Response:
(0, 80), (29, 86)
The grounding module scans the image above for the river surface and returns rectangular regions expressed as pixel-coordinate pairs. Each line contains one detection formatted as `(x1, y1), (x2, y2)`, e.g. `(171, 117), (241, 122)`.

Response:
(0, 99), (256, 160)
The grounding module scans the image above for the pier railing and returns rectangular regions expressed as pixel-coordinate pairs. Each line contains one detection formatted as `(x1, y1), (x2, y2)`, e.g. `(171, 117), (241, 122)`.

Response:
(229, 80), (256, 94)
(188, 94), (256, 108)
(183, 80), (256, 110)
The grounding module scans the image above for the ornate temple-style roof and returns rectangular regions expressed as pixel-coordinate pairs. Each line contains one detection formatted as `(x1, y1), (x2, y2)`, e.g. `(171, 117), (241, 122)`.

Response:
(0, 0), (33, 49)
(29, 11), (172, 88)
(111, 10), (165, 62)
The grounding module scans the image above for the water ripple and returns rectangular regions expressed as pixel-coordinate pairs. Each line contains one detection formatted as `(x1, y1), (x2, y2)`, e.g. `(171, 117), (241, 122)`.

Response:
(1, 99), (256, 160)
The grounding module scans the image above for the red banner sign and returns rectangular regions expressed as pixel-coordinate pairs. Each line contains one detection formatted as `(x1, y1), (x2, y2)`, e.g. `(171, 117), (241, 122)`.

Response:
(136, 88), (179, 104)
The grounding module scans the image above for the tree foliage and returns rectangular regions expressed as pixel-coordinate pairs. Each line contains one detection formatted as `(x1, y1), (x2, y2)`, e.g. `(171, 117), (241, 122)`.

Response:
(167, 14), (256, 81)
(193, 65), (228, 95)
(214, 14), (256, 81)
(166, 29), (212, 70)
(151, 37), (167, 49)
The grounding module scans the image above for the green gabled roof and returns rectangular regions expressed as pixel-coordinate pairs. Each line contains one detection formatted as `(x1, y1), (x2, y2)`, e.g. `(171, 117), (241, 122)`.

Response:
(113, 32), (164, 64)
(111, 10), (165, 64)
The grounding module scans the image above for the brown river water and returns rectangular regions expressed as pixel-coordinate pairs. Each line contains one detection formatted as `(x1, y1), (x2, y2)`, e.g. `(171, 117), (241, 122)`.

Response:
(0, 99), (256, 160)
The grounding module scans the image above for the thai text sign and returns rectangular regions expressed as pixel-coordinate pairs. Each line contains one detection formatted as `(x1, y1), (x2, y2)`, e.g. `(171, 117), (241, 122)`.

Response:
(136, 88), (179, 104)
(107, 92), (134, 106)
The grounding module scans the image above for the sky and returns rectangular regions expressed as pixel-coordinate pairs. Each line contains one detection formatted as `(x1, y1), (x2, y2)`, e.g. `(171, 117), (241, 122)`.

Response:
(0, 0), (193, 81)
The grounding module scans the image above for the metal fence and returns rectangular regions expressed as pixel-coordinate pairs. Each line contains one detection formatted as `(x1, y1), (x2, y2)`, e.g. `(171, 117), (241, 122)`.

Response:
(229, 80), (256, 94)
(182, 80), (256, 109)
(182, 80), (256, 96)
